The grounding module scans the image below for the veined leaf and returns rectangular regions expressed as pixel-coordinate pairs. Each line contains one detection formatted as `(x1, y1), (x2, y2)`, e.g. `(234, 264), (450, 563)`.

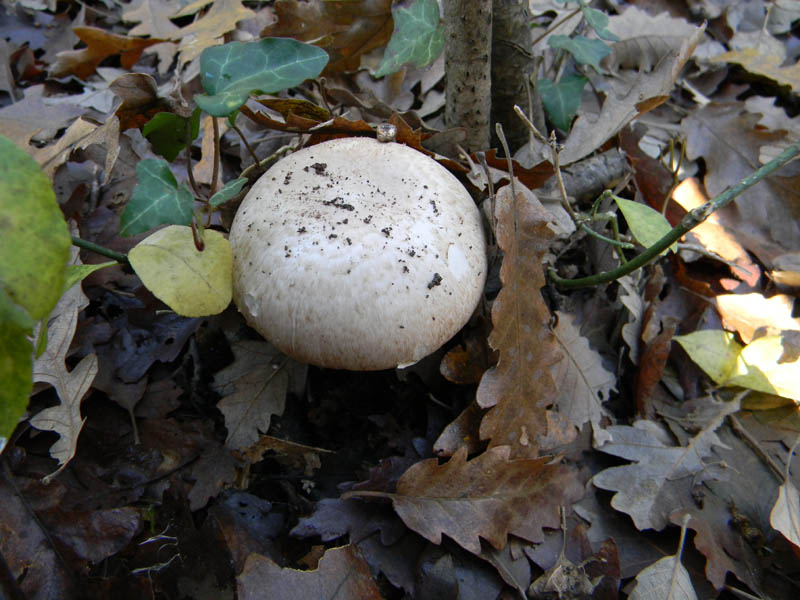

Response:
(195, 38), (329, 117)
(538, 76), (587, 131)
(615, 196), (677, 254)
(129, 225), (232, 317)
(120, 159), (194, 236)
(376, 0), (444, 78)
(548, 34), (610, 69)
(143, 108), (201, 162)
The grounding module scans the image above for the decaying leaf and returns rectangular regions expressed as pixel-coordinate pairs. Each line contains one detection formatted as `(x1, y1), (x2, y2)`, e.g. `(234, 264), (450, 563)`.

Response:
(31, 251), (99, 482)
(592, 401), (738, 531)
(213, 340), (289, 449)
(477, 185), (561, 458)
(682, 103), (800, 258)
(383, 446), (583, 555)
(560, 18), (705, 164)
(262, 0), (394, 74)
(172, 0), (256, 66)
(237, 545), (382, 600)
(49, 26), (164, 79)
(549, 311), (615, 443)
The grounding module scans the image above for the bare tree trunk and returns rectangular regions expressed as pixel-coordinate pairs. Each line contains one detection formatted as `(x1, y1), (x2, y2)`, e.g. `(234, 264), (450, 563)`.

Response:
(491, 0), (537, 154)
(443, 0), (492, 152)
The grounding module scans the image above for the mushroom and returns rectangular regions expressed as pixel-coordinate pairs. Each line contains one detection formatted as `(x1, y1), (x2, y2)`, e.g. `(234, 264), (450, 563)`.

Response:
(228, 136), (487, 370)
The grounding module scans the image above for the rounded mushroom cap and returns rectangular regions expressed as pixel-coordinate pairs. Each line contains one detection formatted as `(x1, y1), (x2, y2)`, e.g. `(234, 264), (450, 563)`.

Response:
(229, 137), (487, 370)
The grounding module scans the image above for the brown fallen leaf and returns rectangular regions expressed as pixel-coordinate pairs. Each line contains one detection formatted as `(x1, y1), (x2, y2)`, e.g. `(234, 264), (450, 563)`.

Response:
(212, 340), (292, 450)
(49, 26), (164, 79)
(173, 0), (255, 66)
(560, 15), (705, 164)
(237, 545), (382, 600)
(477, 185), (560, 458)
(261, 0), (393, 74)
(715, 293), (800, 344)
(592, 400), (738, 532)
(355, 445), (583, 555)
(682, 103), (800, 259)
(549, 311), (616, 442)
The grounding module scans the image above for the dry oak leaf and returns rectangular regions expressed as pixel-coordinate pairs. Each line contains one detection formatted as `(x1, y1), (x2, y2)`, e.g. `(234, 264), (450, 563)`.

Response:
(592, 400), (739, 532)
(237, 545), (382, 600)
(33, 115), (120, 180)
(549, 310), (615, 441)
(477, 185), (560, 459)
(712, 47), (800, 94)
(682, 103), (800, 257)
(383, 445), (584, 555)
(172, 0), (256, 66)
(123, 0), (182, 39)
(559, 18), (705, 164)
(49, 26), (164, 79)
(0, 84), (86, 151)
(212, 340), (289, 450)
(31, 252), (98, 482)
(262, 0), (393, 74)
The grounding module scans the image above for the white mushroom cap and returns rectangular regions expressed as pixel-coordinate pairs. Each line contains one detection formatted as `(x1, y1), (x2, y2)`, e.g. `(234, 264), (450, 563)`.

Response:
(229, 137), (487, 370)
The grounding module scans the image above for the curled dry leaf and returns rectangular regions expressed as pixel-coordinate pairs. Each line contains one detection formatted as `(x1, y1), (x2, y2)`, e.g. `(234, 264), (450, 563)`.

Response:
(477, 185), (561, 458)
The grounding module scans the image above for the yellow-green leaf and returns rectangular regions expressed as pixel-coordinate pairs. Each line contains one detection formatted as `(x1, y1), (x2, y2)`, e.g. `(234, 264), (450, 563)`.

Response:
(673, 330), (741, 385)
(728, 334), (800, 401)
(129, 225), (232, 317)
(615, 196), (677, 254)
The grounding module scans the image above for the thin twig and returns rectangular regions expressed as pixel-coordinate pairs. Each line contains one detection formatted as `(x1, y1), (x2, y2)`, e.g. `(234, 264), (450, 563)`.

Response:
(185, 120), (200, 198)
(210, 116), (220, 197)
(230, 121), (260, 166)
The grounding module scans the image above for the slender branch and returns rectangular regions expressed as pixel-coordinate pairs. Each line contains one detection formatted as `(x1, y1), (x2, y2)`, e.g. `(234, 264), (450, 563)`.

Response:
(550, 140), (800, 289)
(210, 116), (220, 197)
(230, 121), (260, 166)
(71, 236), (128, 264)
(185, 120), (200, 198)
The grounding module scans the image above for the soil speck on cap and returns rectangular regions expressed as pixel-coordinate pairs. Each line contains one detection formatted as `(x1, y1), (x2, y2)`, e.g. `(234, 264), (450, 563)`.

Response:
(427, 273), (443, 289)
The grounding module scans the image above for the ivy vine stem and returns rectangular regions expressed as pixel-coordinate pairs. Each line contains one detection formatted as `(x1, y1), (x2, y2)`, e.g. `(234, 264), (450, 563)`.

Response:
(550, 139), (800, 289)
(71, 236), (129, 264)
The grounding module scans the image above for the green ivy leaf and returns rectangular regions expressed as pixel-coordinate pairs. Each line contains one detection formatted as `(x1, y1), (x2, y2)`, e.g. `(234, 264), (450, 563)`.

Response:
(209, 177), (248, 207)
(120, 159), (194, 236)
(548, 34), (610, 69)
(376, 0), (445, 78)
(581, 6), (620, 42)
(614, 197), (677, 254)
(538, 76), (587, 131)
(195, 38), (329, 117)
(143, 108), (201, 162)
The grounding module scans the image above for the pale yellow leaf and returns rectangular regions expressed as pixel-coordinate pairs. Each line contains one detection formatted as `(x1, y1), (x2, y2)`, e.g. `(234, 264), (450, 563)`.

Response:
(771, 481), (800, 548)
(712, 47), (800, 93)
(129, 225), (232, 317)
(729, 334), (800, 401)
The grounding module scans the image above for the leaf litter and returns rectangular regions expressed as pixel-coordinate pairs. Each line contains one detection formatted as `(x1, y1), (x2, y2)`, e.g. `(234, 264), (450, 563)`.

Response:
(5, 0), (800, 598)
